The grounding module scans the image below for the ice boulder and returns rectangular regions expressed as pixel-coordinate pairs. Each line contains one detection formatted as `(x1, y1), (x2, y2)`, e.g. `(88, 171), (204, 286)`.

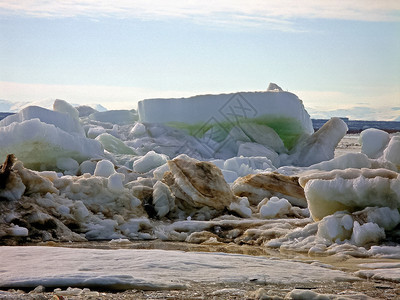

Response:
(299, 168), (400, 221)
(351, 221), (385, 246)
(359, 128), (390, 159)
(229, 197), (252, 218)
(53, 99), (79, 121)
(354, 206), (400, 231)
(163, 155), (238, 213)
(95, 133), (136, 155)
(107, 173), (125, 193)
(130, 122), (147, 137)
(56, 157), (79, 175)
(0, 119), (104, 170)
(94, 160), (115, 177)
(138, 86), (313, 151)
(133, 151), (168, 173)
(286, 117), (348, 167)
(79, 160), (97, 175)
(259, 196), (292, 219)
(316, 212), (354, 243)
(152, 180), (175, 218)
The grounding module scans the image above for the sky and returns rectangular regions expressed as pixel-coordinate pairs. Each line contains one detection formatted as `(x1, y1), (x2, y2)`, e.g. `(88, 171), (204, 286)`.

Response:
(0, 1), (399, 120)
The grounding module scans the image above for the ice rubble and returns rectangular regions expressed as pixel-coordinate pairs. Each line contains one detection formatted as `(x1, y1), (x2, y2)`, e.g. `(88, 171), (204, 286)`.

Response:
(299, 168), (400, 221)
(0, 93), (399, 263)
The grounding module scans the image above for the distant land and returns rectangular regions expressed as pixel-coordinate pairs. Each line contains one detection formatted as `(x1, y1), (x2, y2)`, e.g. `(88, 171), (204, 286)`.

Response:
(0, 112), (14, 120)
(312, 118), (400, 133)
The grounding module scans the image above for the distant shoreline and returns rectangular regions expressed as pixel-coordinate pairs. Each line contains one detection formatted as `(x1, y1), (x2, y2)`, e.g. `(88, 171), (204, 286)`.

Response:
(312, 118), (400, 133)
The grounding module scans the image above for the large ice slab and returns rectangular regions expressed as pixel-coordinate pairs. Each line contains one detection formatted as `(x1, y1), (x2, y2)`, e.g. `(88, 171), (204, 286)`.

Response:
(0, 119), (104, 170)
(138, 86), (313, 150)
(0, 246), (359, 291)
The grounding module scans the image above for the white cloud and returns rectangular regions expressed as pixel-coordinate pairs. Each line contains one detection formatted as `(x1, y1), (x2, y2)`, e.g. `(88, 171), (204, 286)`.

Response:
(296, 88), (400, 121)
(0, 0), (399, 29)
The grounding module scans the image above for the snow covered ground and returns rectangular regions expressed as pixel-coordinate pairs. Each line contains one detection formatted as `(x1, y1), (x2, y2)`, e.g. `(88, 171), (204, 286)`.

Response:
(0, 85), (399, 297)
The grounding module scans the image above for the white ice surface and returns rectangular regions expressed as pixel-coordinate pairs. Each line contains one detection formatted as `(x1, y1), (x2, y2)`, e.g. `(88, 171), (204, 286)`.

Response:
(0, 246), (359, 290)
(359, 128), (390, 159)
(138, 90), (313, 135)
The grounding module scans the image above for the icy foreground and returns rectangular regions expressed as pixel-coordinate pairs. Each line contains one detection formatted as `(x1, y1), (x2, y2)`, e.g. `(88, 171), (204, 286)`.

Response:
(0, 246), (359, 290)
(0, 87), (400, 293)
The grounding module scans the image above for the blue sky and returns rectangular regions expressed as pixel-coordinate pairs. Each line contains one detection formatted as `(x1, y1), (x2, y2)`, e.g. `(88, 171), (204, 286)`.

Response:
(0, 1), (399, 120)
